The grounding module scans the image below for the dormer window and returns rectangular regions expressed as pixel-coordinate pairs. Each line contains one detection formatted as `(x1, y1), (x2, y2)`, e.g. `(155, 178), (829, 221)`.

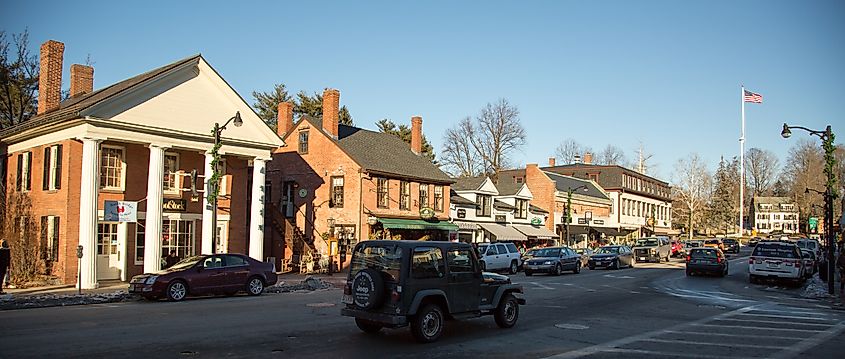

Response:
(476, 194), (491, 217)
(515, 199), (528, 219)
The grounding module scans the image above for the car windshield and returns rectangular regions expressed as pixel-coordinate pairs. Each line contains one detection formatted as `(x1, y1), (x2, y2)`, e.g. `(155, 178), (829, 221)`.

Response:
(523, 249), (539, 257)
(705, 240), (720, 245)
(723, 239), (737, 244)
(796, 241), (807, 249)
(752, 243), (799, 259)
(534, 248), (561, 257)
(690, 249), (718, 258)
(168, 256), (203, 270)
(595, 247), (620, 254)
(350, 243), (403, 281)
(686, 241), (702, 248)
(635, 238), (658, 247)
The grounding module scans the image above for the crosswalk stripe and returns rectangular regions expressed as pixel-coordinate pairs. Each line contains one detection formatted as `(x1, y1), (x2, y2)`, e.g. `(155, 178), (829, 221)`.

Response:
(638, 338), (789, 350)
(690, 323), (826, 332)
(662, 330), (798, 341)
(734, 313), (839, 322)
(711, 317), (835, 327)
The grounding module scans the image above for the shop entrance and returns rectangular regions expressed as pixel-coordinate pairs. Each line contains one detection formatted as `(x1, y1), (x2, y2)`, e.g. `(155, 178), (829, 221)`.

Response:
(96, 223), (121, 280)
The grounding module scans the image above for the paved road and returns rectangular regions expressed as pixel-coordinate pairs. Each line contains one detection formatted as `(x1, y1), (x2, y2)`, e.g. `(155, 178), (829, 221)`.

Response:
(1, 250), (843, 358)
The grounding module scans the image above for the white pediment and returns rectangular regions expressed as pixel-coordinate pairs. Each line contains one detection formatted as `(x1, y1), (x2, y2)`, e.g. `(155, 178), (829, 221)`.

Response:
(478, 177), (499, 194)
(84, 57), (283, 151)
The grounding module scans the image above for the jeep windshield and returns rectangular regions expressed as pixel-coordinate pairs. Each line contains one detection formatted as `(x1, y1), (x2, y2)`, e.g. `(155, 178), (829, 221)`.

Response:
(350, 243), (402, 281)
(635, 238), (658, 247)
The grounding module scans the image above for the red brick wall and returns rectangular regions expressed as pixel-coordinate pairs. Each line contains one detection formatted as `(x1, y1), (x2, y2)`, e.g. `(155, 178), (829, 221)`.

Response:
(37, 40), (64, 115)
(525, 164), (556, 231)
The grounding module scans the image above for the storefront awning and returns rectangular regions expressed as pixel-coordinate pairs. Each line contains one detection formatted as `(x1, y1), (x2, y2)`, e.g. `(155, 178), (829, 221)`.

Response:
(378, 218), (459, 231)
(563, 225), (591, 235)
(514, 224), (558, 240)
(594, 227), (636, 237)
(478, 223), (528, 241)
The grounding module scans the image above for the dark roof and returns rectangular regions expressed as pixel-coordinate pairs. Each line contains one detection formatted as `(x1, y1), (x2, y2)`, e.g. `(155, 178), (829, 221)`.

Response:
(335, 124), (452, 183)
(494, 200), (515, 210)
(543, 171), (609, 200)
(543, 163), (671, 201)
(529, 204), (549, 214)
(496, 182), (523, 196)
(452, 176), (487, 191)
(546, 163), (669, 185)
(0, 55), (202, 138)
(450, 191), (477, 207)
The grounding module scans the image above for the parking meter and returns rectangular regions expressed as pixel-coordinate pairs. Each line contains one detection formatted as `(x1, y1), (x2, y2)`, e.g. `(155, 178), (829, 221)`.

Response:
(77, 245), (83, 294)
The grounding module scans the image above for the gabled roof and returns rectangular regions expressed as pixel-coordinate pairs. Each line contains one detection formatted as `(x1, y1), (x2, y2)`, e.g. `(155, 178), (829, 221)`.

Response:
(753, 197), (796, 205)
(495, 182), (524, 196)
(451, 192), (477, 207)
(543, 171), (609, 200)
(335, 123), (452, 183)
(494, 200), (515, 210)
(529, 204), (549, 214)
(452, 176), (488, 191)
(1, 55), (201, 138)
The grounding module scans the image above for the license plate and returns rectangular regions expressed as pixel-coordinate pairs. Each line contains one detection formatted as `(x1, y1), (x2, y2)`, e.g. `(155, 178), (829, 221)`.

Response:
(767, 263), (779, 268)
(639, 257), (646, 261)
(341, 294), (353, 304)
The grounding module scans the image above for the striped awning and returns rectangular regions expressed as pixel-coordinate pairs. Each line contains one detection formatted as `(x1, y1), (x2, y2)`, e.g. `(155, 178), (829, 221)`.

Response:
(478, 223), (528, 241)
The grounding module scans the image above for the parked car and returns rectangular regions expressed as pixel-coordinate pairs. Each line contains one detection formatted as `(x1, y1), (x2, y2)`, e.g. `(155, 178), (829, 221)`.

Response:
(129, 254), (278, 301)
(722, 238), (740, 254)
(703, 238), (725, 251)
(685, 248), (728, 277)
(523, 246), (582, 276)
(749, 237), (762, 247)
(341, 240), (526, 343)
(477, 242), (521, 274)
(632, 237), (671, 263)
(748, 241), (805, 285)
(670, 240), (685, 257)
(684, 240), (704, 251)
(800, 249), (817, 278)
(795, 238), (822, 260)
(588, 245), (634, 270)
(575, 248), (594, 268)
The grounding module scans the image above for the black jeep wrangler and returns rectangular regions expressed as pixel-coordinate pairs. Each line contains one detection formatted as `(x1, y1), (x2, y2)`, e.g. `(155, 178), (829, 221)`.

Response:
(340, 240), (526, 343)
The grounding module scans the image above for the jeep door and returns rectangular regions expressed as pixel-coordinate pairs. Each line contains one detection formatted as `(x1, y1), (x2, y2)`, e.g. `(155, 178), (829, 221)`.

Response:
(407, 246), (448, 306)
(446, 247), (481, 313)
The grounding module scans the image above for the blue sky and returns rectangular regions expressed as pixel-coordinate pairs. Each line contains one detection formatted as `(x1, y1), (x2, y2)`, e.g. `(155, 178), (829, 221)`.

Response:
(3, 0), (843, 183)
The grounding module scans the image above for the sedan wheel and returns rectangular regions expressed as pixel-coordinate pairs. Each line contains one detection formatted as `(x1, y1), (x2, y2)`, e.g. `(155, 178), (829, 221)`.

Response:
(166, 281), (187, 302)
(247, 277), (264, 296)
(573, 263), (581, 274)
(554, 264), (562, 276)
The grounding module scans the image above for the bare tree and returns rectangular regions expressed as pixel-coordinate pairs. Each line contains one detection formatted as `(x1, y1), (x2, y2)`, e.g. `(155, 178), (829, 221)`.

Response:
(554, 138), (592, 165)
(440, 116), (482, 177)
(597, 144), (627, 165)
(0, 29), (39, 129)
(745, 147), (779, 196)
(781, 138), (825, 225)
(630, 142), (656, 175)
(469, 99), (526, 176)
(671, 153), (712, 239)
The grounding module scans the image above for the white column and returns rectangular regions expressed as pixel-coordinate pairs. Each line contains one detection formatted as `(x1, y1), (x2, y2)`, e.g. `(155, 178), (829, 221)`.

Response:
(249, 158), (267, 260)
(78, 137), (102, 289)
(201, 152), (215, 255)
(143, 144), (168, 273)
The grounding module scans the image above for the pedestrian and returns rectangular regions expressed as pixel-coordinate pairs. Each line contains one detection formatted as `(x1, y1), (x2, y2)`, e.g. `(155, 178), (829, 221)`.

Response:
(164, 250), (180, 268)
(0, 240), (11, 294)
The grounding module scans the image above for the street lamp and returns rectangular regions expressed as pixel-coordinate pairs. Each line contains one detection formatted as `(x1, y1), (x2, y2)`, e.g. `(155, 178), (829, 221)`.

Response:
(781, 123), (838, 295)
(563, 185), (589, 246)
(584, 210), (593, 249)
(208, 111), (242, 254)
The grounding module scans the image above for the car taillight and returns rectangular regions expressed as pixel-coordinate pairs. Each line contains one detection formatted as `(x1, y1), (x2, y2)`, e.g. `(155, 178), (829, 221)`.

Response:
(716, 257), (723, 263)
(686, 255), (691, 262)
(344, 282), (351, 295)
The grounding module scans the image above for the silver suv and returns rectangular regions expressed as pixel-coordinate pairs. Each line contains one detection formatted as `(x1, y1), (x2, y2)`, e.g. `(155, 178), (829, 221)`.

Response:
(477, 242), (522, 274)
(632, 237), (671, 263)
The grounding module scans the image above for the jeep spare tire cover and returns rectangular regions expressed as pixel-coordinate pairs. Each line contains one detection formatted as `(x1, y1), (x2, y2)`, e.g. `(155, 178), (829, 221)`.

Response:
(352, 268), (385, 309)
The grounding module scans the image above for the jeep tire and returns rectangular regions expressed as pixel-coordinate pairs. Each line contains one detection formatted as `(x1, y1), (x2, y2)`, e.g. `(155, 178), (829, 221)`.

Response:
(494, 293), (519, 328)
(411, 304), (444, 343)
(351, 268), (385, 310)
(355, 318), (383, 334)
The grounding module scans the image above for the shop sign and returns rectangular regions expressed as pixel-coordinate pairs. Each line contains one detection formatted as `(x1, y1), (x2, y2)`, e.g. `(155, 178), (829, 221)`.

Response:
(457, 209), (466, 219)
(163, 199), (187, 212)
(577, 218), (587, 225)
(420, 207), (435, 220)
(495, 215), (507, 223)
(530, 217), (542, 226)
(593, 219), (604, 225)
(104, 200), (137, 222)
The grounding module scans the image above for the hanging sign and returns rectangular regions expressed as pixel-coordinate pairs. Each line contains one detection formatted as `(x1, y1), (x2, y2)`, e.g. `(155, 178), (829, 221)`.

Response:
(420, 207), (435, 220)
(163, 199), (187, 212)
(104, 200), (138, 222)
(530, 217), (542, 226)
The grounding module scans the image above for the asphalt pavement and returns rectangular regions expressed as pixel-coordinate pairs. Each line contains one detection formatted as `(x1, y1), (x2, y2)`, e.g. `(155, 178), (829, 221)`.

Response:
(1, 249), (843, 359)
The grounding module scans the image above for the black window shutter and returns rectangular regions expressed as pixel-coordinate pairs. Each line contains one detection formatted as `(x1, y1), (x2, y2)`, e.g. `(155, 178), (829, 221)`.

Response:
(16, 154), (22, 191)
(53, 217), (61, 261)
(40, 216), (48, 260)
(43, 147), (51, 190)
(26, 152), (32, 191)
(55, 145), (63, 189)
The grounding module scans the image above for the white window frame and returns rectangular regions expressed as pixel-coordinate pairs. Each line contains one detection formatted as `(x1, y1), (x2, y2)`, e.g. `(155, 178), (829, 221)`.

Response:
(19, 151), (32, 192)
(218, 159), (229, 196)
(100, 145), (126, 191)
(162, 218), (196, 259)
(135, 220), (145, 265)
(46, 145), (61, 190)
(163, 152), (181, 195)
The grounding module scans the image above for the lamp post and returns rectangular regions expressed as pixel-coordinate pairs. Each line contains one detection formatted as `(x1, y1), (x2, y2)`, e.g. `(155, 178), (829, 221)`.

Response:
(782, 123), (838, 295)
(208, 111), (243, 254)
(564, 185), (589, 247)
(584, 210), (593, 249)
(327, 217), (336, 275)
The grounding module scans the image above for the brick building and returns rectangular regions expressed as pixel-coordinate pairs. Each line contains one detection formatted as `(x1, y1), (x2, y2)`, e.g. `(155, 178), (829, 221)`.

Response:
(265, 90), (455, 270)
(0, 40), (283, 288)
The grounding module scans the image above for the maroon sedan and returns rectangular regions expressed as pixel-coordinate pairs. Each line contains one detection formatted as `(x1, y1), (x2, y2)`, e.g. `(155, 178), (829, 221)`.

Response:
(129, 254), (277, 301)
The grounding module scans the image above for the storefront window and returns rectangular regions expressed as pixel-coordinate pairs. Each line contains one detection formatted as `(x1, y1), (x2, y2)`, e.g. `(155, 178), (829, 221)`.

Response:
(377, 178), (389, 208)
(161, 219), (195, 259)
(135, 220), (145, 264)
(97, 223), (118, 255)
(399, 181), (410, 210)
(434, 185), (444, 212)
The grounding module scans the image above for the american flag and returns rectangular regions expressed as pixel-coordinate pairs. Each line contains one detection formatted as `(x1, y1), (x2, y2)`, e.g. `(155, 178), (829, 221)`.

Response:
(743, 89), (763, 103)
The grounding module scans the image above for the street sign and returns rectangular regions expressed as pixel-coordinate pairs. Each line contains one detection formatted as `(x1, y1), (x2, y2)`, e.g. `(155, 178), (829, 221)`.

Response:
(577, 218), (587, 225)
(809, 217), (818, 233)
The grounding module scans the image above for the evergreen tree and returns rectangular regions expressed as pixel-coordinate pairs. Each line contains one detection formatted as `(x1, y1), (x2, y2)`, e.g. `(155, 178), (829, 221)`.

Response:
(376, 118), (436, 163)
(252, 85), (353, 128)
(708, 157), (738, 235)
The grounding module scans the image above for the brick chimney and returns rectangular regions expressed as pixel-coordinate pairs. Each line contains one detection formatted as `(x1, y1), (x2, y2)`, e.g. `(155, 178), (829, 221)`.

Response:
(548, 157), (556, 166)
(38, 40), (65, 115)
(411, 116), (422, 155)
(584, 152), (593, 165)
(322, 88), (339, 139)
(69, 64), (94, 98)
(277, 102), (294, 138)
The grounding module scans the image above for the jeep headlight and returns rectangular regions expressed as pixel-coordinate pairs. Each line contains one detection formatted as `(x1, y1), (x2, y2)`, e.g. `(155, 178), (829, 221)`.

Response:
(145, 275), (158, 285)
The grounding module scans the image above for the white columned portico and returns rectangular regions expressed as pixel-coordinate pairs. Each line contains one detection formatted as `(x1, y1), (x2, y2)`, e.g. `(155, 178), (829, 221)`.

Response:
(201, 152), (215, 255)
(78, 137), (103, 289)
(143, 144), (169, 273)
(249, 158), (267, 260)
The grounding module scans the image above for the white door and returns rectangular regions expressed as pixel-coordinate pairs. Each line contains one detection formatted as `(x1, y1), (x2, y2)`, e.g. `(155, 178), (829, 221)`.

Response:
(97, 223), (121, 280)
(215, 221), (229, 254)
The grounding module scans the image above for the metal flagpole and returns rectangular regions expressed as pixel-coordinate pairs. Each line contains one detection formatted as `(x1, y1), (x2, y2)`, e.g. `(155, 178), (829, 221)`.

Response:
(739, 85), (745, 236)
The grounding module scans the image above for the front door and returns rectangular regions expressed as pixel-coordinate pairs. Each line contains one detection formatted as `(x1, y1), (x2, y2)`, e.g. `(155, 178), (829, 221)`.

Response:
(282, 181), (295, 218)
(446, 247), (481, 312)
(96, 223), (121, 280)
(215, 221), (229, 254)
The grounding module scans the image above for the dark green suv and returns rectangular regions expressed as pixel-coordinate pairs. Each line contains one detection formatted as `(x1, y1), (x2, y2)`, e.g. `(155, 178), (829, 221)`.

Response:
(341, 240), (526, 343)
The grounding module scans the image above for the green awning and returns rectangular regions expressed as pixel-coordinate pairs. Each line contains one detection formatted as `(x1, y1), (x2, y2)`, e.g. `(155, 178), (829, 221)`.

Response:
(379, 218), (459, 231)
